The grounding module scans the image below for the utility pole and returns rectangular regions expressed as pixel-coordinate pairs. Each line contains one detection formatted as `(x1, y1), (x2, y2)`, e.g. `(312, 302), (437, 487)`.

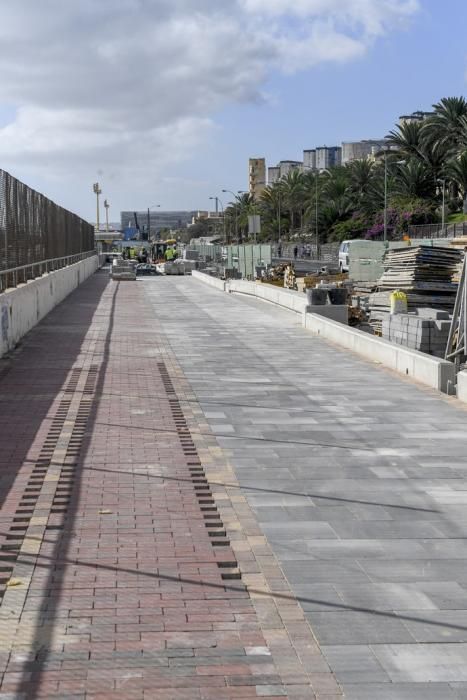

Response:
(383, 153), (388, 242)
(278, 191), (281, 244)
(315, 174), (319, 258)
(93, 182), (102, 232)
(104, 199), (110, 233)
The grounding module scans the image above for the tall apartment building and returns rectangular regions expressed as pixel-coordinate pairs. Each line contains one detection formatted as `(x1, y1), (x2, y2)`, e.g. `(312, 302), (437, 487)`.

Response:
(341, 139), (387, 164)
(249, 158), (266, 199)
(268, 166), (280, 185)
(316, 146), (342, 170)
(303, 150), (317, 171)
(278, 160), (303, 177)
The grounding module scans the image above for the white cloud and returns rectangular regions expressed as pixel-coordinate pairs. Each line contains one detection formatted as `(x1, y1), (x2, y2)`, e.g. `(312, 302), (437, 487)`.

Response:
(0, 0), (419, 217)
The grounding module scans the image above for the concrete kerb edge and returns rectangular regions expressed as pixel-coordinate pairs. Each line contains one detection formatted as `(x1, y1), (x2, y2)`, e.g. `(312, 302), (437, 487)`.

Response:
(304, 313), (455, 394)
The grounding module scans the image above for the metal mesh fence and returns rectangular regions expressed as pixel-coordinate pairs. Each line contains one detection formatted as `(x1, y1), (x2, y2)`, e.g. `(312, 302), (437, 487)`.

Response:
(0, 169), (94, 275)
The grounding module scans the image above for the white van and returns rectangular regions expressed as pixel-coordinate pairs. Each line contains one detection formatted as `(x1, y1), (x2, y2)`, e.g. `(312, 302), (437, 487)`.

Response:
(338, 241), (350, 272)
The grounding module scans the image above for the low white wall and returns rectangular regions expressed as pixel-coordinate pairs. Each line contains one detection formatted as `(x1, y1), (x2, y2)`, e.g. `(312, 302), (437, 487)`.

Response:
(228, 278), (307, 313)
(457, 371), (467, 403)
(0, 255), (99, 358)
(192, 270), (226, 292)
(304, 313), (456, 394)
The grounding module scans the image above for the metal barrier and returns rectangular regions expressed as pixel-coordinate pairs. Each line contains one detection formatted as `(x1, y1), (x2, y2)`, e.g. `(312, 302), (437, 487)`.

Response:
(408, 223), (467, 239)
(0, 169), (95, 283)
(0, 251), (96, 293)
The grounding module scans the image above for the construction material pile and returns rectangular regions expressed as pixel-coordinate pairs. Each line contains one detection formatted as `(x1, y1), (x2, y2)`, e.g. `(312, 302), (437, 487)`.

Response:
(369, 245), (462, 333)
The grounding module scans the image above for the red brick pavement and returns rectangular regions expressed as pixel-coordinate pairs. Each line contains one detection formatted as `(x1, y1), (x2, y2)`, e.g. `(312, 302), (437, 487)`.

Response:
(0, 272), (337, 699)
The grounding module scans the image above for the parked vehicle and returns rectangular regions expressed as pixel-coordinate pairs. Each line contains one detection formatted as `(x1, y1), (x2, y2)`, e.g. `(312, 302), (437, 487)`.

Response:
(338, 241), (350, 272)
(136, 263), (158, 276)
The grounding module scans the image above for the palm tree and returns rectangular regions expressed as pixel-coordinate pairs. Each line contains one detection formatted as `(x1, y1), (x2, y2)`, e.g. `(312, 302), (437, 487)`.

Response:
(446, 151), (467, 212)
(392, 159), (435, 199)
(259, 184), (285, 241)
(279, 170), (305, 233)
(347, 158), (375, 204)
(386, 121), (423, 160)
(422, 96), (467, 156)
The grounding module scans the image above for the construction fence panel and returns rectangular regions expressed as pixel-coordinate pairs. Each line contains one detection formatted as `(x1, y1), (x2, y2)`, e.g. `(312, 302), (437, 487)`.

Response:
(0, 169), (95, 281)
(227, 244), (272, 279)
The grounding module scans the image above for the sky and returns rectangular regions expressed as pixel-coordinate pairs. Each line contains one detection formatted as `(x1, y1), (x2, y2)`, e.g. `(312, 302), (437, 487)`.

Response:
(0, 0), (466, 223)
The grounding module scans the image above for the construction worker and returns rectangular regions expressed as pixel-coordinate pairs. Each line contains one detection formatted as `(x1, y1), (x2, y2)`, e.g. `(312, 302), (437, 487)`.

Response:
(165, 246), (174, 261)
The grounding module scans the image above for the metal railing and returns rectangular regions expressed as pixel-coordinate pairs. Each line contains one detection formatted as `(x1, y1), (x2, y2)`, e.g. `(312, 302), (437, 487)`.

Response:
(0, 250), (96, 293)
(408, 222), (467, 239)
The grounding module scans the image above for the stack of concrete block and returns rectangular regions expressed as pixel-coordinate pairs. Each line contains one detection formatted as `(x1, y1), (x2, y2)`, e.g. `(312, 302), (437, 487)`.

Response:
(111, 260), (136, 281)
(382, 309), (451, 358)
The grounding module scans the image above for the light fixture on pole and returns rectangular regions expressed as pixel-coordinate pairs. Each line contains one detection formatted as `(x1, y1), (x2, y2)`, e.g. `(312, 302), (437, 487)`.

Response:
(222, 190), (241, 244)
(380, 151), (405, 242)
(103, 199), (110, 233)
(302, 165), (320, 258)
(93, 182), (102, 232)
(209, 196), (220, 216)
(437, 179), (446, 234)
(147, 204), (161, 242)
(209, 197), (225, 243)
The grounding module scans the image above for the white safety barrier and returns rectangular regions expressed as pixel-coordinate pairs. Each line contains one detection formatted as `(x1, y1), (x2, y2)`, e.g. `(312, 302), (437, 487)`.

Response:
(0, 255), (99, 358)
(457, 370), (467, 403)
(304, 314), (456, 394)
(191, 270), (226, 292)
(227, 278), (307, 313)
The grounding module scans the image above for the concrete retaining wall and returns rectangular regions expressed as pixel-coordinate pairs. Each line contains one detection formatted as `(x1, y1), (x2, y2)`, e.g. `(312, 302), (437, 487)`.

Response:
(457, 371), (467, 403)
(228, 278), (308, 313)
(304, 313), (456, 394)
(0, 255), (99, 358)
(191, 270), (226, 292)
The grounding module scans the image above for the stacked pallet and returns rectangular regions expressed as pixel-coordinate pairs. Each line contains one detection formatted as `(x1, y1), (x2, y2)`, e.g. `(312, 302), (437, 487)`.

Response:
(369, 246), (462, 333)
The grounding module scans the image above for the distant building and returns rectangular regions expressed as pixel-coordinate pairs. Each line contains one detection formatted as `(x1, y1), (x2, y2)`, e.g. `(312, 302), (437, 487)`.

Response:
(399, 111), (434, 126)
(120, 210), (196, 239)
(316, 146), (341, 170)
(268, 166), (280, 185)
(341, 139), (388, 164)
(278, 160), (303, 178)
(303, 150), (317, 171)
(249, 158), (266, 199)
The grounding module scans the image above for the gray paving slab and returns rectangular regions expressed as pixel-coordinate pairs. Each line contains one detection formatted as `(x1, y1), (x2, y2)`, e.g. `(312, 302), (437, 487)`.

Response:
(145, 276), (467, 698)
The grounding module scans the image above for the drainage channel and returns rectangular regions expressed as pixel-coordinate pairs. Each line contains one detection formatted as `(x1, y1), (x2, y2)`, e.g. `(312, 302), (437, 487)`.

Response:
(0, 364), (99, 604)
(157, 361), (242, 582)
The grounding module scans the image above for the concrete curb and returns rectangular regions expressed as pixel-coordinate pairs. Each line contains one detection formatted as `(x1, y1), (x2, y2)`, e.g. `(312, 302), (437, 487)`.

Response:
(304, 313), (455, 394)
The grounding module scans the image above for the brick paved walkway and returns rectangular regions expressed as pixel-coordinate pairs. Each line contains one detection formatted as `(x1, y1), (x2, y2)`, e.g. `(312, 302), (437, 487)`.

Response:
(0, 271), (337, 699)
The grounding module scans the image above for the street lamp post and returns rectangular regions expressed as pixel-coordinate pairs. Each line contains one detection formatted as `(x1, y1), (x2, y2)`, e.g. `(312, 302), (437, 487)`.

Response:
(302, 165), (320, 259)
(93, 182), (102, 231)
(384, 152), (388, 242)
(380, 150), (405, 242)
(104, 199), (110, 233)
(315, 174), (319, 258)
(147, 204), (161, 242)
(209, 197), (225, 243)
(437, 179), (446, 234)
(222, 189), (245, 244)
(277, 190), (281, 246)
